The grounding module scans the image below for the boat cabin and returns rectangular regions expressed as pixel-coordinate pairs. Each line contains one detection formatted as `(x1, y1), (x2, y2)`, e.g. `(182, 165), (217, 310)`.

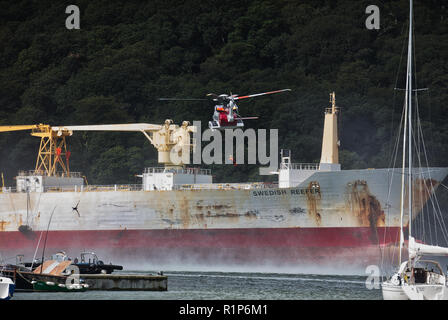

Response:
(399, 259), (446, 286)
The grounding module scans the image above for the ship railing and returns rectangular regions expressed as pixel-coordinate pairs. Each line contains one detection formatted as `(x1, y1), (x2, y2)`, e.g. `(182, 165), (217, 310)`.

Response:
(17, 170), (83, 178)
(325, 107), (340, 114)
(280, 163), (320, 171)
(144, 167), (211, 176)
(2, 181), (279, 193)
(42, 184), (144, 192)
(3, 184), (144, 193)
(177, 182), (278, 190)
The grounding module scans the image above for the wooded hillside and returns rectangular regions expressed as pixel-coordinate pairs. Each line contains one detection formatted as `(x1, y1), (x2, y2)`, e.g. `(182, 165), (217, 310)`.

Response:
(0, 0), (446, 184)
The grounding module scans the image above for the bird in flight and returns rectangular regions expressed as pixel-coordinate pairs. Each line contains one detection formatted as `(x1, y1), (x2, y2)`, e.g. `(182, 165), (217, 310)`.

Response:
(72, 200), (80, 217)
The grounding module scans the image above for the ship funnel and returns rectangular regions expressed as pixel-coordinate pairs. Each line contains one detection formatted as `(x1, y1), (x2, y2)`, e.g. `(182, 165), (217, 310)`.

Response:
(319, 92), (341, 171)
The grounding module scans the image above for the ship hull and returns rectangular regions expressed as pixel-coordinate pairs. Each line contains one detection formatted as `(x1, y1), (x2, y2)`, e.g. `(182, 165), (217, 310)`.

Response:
(0, 167), (446, 273)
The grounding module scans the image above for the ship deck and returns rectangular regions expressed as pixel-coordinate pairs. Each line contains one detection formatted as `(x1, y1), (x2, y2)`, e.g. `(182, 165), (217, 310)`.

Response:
(1, 182), (279, 193)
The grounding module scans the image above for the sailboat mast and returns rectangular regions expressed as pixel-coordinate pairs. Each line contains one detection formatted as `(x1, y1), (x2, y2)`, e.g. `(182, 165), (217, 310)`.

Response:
(399, 94), (408, 265)
(399, 0), (414, 266)
(407, 0), (413, 258)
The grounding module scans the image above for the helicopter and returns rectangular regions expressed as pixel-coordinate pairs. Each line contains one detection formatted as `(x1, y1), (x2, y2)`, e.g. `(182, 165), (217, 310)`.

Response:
(159, 88), (291, 130)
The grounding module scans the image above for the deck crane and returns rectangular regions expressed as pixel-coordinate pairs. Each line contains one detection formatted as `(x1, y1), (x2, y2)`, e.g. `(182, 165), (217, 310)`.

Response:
(0, 124), (73, 177)
(0, 120), (195, 178)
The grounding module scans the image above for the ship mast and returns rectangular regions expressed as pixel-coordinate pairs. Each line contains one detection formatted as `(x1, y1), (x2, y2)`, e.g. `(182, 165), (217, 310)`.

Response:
(319, 92), (340, 171)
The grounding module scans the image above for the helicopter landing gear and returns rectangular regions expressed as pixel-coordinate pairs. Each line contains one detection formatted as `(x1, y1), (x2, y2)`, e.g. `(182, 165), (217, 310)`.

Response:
(208, 118), (244, 131)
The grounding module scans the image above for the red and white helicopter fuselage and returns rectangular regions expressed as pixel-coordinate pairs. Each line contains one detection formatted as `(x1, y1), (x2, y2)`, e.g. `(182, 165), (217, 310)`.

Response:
(208, 89), (290, 130)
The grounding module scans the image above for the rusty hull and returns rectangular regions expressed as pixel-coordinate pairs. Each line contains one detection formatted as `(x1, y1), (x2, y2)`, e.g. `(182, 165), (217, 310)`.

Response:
(0, 167), (446, 271)
(0, 168), (445, 234)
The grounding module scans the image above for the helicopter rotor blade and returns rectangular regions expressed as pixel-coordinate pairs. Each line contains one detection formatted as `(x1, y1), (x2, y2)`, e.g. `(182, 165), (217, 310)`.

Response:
(207, 93), (229, 102)
(233, 89), (291, 100)
(158, 98), (208, 101)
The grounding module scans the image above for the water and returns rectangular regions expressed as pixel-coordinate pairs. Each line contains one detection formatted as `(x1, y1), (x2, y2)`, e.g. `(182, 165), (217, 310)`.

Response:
(11, 270), (382, 300)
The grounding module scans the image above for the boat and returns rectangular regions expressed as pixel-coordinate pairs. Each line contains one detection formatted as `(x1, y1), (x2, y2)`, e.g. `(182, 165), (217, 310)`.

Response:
(27, 258), (89, 292)
(0, 255), (17, 298)
(73, 251), (123, 274)
(0, 17), (447, 274)
(24, 251), (123, 274)
(381, 0), (448, 300)
(0, 277), (15, 300)
(0, 265), (33, 291)
(382, 244), (448, 300)
(386, 241), (448, 300)
(0, 255), (34, 291)
(0, 254), (90, 292)
(0, 271), (15, 300)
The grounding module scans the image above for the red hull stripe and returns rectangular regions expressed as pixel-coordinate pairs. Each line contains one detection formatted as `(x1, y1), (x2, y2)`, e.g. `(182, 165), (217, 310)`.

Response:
(0, 227), (399, 250)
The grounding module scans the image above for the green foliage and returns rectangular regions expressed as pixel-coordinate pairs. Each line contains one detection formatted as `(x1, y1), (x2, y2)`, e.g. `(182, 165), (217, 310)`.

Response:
(90, 145), (129, 184)
(0, 0), (447, 185)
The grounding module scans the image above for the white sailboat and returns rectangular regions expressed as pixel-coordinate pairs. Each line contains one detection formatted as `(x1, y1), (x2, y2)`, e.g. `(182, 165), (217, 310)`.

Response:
(0, 276), (15, 300)
(381, 0), (448, 300)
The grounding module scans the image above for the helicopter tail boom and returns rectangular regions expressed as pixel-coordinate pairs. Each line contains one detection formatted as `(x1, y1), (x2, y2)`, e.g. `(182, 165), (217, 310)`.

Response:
(237, 117), (259, 120)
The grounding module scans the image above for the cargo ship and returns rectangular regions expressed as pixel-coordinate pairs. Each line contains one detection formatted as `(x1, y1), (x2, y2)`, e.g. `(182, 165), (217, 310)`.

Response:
(0, 93), (446, 273)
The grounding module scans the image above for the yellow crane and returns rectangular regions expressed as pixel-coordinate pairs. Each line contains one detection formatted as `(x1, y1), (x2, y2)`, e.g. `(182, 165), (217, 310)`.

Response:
(0, 120), (195, 177)
(0, 124), (73, 177)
